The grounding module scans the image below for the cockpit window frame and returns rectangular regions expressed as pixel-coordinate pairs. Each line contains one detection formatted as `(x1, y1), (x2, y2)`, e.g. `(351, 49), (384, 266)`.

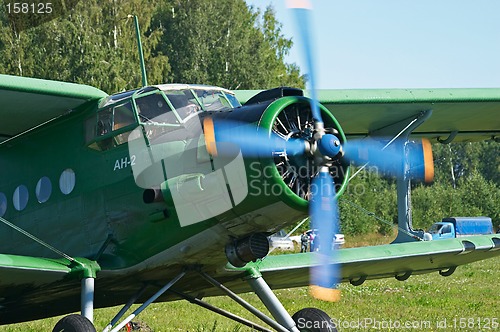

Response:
(192, 89), (234, 112)
(160, 89), (203, 122)
(88, 85), (241, 151)
(131, 89), (183, 126)
(86, 99), (139, 151)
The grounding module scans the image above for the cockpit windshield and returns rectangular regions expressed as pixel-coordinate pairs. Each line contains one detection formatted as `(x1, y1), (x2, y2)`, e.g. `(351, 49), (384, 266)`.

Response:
(163, 89), (202, 120)
(194, 89), (233, 112)
(90, 85), (241, 150)
(134, 86), (240, 126)
(135, 93), (173, 123)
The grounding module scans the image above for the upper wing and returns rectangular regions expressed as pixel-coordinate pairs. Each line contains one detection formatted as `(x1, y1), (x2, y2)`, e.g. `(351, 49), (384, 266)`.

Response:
(225, 234), (500, 290)
(0, 74), (107, 142)
(235, 88), (500, 142)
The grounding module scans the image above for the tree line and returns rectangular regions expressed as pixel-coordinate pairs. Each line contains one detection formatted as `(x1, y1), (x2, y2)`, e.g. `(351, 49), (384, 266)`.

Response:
(1, 0), (498, 234)
(0, 0), (303, 93)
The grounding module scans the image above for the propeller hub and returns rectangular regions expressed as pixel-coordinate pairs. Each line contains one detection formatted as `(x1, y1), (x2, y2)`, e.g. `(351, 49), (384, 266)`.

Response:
(318, 134), (342, 158)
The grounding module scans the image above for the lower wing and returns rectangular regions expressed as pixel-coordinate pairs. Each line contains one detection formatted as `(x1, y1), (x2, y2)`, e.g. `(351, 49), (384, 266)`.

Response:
(0, 235), (498, 323)
(227, 234), (500, 289)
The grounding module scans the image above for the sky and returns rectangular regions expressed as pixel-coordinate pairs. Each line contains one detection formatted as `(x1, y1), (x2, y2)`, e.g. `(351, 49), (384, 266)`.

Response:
(245, 0), (500, 89)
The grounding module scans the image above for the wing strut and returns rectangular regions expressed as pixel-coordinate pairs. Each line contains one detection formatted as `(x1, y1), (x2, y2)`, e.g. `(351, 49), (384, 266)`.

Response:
(105, 271), (186, 332)
(200, 271), (296, 332)
(369, 110), (433, 243)
(170, 289), (273, 332)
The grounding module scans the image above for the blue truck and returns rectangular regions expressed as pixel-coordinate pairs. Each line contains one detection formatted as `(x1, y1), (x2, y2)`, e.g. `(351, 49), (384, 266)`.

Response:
(428, 217), (493, 240)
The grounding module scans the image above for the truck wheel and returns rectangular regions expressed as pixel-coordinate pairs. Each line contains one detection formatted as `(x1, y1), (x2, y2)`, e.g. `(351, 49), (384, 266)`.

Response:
(292, 307), (338, 332)
(52, 314), (96, 332)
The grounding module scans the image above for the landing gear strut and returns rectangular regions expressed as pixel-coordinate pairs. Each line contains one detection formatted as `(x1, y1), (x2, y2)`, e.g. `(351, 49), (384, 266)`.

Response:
(53, 261), (99, 332)
(57, 266), (337, 332)
(196, 268), (338, 332)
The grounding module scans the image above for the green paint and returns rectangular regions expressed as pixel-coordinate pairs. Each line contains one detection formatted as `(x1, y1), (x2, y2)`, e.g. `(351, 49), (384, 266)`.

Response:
(70, 258), (101, 279)
(0, 254), (72, 273)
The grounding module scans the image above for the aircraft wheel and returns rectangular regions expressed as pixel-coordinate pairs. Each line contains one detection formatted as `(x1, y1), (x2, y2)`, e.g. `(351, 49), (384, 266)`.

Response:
(52, 314), (96, 332)
(292, 307), (338, 332)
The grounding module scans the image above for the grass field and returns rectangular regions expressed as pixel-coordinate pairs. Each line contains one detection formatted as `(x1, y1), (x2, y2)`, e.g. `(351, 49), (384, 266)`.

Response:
(2, 234), (499, 331)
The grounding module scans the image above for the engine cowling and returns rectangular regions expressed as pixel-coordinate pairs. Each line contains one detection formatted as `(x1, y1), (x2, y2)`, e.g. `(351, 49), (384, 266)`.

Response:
(202, 90), (350, 214)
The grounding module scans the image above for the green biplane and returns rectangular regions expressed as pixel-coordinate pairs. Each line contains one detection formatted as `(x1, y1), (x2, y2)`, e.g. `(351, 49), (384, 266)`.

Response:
(0, 72), (499, 332)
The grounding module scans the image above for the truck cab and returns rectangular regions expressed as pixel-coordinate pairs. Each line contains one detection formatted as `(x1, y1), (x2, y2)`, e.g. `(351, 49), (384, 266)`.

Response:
(429, 222), (455, 240)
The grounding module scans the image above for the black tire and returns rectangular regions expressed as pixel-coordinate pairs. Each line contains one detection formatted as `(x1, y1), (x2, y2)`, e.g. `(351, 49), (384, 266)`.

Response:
(292, 307), (338, 332)
(52, 314), (96, 332)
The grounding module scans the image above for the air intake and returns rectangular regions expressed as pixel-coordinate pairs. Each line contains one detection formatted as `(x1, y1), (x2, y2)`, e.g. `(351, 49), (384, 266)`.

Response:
(225, 233), (270, 267)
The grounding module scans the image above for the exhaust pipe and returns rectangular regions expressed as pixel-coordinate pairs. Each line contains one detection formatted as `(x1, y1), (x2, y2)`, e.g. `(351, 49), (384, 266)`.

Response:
(143, 188), (163, 204)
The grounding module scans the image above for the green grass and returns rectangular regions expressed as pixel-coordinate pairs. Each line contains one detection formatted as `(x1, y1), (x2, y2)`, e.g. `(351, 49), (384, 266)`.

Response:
(2, 234), (499, 331)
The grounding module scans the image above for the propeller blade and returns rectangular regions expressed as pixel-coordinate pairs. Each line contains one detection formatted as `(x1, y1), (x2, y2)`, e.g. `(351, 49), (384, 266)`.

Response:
(343, 138), (434, 183)
(287, 0), (322, 124)
(343, 138), (404, 177)
(288, 1), (341, 301)
(203, 117), (306, 157)
(309, 169), (341, 302)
